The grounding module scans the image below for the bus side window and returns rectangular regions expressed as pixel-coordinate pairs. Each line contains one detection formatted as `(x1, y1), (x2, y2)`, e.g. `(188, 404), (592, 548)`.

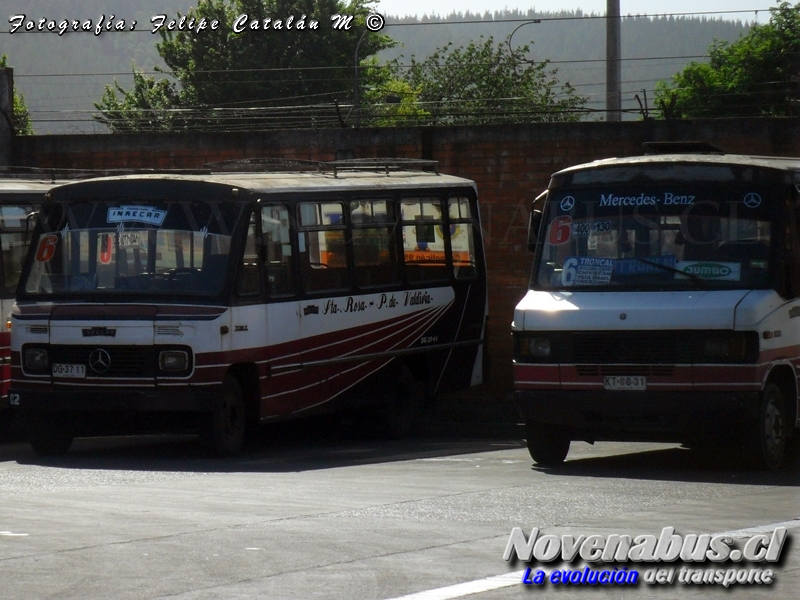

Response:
(0, 205), (35, 294)
(297, 201), (351, 293)
(350, 199), (400, 288)
(448, 196), (478, 280)
(237, 212), (261, 296)
(1, 231), (29, 293)
(401, 197), (448, 283)
(262, 204), (296, 296)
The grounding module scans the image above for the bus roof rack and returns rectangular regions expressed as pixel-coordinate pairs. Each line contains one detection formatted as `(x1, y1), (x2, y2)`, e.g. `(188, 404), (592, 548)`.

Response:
(201, 157), (440, 176)
(203, 158), (320, 172)
(642, 141), (727, 155)
(0, 165), (211, 180)
(319, 158), (440, 177)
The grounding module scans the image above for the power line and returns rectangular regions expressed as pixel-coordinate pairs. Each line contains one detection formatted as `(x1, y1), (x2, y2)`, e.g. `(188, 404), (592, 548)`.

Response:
(11, 51), (765, 81)
(37, 81), (795, 120)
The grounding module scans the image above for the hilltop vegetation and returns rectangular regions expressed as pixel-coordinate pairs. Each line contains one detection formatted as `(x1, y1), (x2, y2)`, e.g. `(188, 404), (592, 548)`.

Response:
(2, 2), (751, 132)
(382, 10), (752, 117)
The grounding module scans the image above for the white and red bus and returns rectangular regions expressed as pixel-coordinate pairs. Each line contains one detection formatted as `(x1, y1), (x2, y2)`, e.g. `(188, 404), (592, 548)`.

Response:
(0, 177), (59, 432)
(514, 153), (800, 470)
(10, 161), (488, 456)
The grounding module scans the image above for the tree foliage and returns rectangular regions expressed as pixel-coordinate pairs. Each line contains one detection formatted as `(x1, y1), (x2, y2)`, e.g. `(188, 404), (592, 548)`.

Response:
(0, 54), (33, 135)
(384, 36), (587, 125)
(95, 3), (587, 130)
(359, 58), (429, 126)
(96, 68), (183, 133)
(655, 2), (800, 118)
(95, 0), (393, 131)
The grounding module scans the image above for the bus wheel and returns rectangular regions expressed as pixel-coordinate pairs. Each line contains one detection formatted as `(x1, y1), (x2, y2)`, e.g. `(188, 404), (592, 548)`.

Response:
(0, 408), (15, 440)
(750, 383), (788, 470)
(26, 411), (73, 457)
(202, 376), (246, 457)
(382, 366), (425, 439)
(525, 421), (570, 466)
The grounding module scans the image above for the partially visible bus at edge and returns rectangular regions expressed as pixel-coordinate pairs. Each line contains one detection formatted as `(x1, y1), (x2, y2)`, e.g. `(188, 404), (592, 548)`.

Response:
(513, 152), (800, 470)
(9, 161), (488, 456)
(0, 177), (57, 433)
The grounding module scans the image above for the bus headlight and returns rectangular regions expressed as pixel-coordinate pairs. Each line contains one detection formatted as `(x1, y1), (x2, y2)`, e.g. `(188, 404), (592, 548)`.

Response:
(702, 332), (758, 362)
(24, 348), (49, 371)
(516, 335), (553, 362)
(528, 337), (552, 358)
(159, 350), (188, 371)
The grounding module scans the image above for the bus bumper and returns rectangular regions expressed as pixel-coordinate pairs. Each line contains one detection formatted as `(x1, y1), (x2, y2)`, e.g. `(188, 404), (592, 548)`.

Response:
(9, 387), (220, 413)
(515, 389), (761, 442)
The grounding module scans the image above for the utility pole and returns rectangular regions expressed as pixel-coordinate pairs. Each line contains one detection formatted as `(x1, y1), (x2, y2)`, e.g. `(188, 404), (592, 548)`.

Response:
(0, 68), (12, 167)
(606, 0), (622, 122)
(353, 30), (368, 128)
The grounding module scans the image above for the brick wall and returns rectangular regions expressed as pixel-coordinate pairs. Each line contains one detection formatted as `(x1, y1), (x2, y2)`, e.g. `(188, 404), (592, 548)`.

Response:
(12, 118), (800, 400)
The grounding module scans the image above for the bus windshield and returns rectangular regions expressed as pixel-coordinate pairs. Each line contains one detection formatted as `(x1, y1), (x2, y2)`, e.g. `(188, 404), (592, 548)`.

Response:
(21, 199), (244, 298)
(534, 183), (777, 291)
(1, 203), (37, 296)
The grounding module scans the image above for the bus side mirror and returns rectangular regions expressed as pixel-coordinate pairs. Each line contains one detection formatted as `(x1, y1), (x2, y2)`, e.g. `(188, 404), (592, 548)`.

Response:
(527, 209), (543, 252)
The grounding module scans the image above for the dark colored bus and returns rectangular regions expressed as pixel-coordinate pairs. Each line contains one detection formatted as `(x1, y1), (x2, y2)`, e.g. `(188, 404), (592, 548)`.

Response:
(0, 178), (57, 432)
(11, 161), (488, 456)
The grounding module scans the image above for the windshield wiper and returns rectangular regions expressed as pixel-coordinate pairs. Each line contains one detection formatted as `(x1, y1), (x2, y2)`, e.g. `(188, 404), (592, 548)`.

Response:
(634, 257), (708, 287)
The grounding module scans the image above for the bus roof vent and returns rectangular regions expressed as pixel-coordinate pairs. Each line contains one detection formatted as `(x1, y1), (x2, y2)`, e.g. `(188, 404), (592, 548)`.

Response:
(319, 158), (440, 177)
(642, 141), (727, 155)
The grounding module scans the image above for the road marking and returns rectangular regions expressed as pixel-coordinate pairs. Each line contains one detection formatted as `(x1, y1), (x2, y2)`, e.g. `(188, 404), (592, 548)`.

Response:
(384, 571), (523, 600)
(714, 519), (800, 538)
(0, 531), (29, 537)
(382, 519), (800, 600)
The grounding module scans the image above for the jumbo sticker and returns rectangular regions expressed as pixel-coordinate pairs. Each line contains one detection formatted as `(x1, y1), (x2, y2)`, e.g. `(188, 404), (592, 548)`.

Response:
(675, 261), (742, 281)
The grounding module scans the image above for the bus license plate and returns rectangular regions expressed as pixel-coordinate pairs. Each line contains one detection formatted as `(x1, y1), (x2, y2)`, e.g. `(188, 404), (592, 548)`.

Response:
(52, 364), (86, 378)
(604, 375), (646, 391)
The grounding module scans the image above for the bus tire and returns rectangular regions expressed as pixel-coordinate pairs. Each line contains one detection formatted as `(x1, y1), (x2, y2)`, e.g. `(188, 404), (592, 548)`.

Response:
(202, 375), (246, 457)
(0, 408), (14, 439)
(383, 365), (425, 439)
(26, 411), (73, 457)
(749, 383), (788, 470)
(525, 421), (570, 466)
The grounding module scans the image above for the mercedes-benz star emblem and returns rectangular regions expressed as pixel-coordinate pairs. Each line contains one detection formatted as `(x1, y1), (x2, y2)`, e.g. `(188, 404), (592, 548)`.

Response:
(88, 349), (111, 374)
(743, 192), (762, 208)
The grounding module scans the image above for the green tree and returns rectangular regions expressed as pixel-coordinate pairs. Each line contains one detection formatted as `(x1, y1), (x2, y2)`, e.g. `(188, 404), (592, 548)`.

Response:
(0, 55), (33, 135)
(394, 36), (587, 125)
(95, 0), (394, 131)
(358, 58), (430, 126)
(655, 2), (800, 118)
(96, 67), (183, 133)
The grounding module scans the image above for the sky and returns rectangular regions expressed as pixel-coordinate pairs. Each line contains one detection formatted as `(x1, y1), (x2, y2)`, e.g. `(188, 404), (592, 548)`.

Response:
(375, 0), (774, 21)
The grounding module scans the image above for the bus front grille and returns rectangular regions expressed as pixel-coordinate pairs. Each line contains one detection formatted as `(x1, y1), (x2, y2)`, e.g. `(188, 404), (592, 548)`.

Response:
(572, 333), (688, 364)
(49, 345), (156, 378)
(575, 365), (676, 377)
